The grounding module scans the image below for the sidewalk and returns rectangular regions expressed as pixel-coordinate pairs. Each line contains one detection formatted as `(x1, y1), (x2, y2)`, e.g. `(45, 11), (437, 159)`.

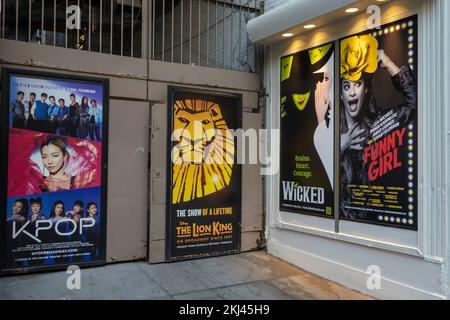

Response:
(0, 251), (372, 300)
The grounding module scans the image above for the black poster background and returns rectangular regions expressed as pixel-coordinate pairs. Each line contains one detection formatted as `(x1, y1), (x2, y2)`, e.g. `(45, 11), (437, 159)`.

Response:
(166, 87), (242, 261)
(0, 69), (109, 274)
(279, 43), (335, 218)
(339, 16), (418, 230)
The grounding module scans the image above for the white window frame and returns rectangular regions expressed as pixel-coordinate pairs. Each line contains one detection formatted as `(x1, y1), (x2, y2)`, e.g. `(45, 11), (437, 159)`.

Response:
(264, 0), (447, 265)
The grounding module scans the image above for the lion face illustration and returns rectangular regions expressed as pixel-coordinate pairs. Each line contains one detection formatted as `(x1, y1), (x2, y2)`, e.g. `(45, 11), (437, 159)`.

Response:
(172, 99), (235, 204)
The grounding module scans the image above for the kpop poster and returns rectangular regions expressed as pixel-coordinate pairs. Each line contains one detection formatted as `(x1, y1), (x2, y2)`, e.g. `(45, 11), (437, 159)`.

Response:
(339, 16), (418, 230)
(166, 87), (242, 261)
(279, 43), (335, 218)
(0, 69), (109, 274)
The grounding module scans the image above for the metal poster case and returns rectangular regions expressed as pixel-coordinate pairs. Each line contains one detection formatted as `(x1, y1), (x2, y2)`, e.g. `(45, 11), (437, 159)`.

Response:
(0, 69), (109, 274)
(339, 15), (418, 230)
(166, 87), (242, 261)
(279, 42), (335, 218)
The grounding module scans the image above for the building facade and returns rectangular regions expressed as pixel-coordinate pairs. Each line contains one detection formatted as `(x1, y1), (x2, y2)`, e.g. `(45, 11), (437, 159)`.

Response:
(1, 0), (449, 301)
(0, 0), (264, 266)
(248, 0), (450, 299)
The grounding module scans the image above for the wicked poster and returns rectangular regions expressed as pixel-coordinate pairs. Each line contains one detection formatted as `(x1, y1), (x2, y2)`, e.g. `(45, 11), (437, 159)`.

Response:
(166, 87), (242, 261)
(339, 16), (418, 229)
(0, 69), (109, 274)
(279, 43), (335, 218)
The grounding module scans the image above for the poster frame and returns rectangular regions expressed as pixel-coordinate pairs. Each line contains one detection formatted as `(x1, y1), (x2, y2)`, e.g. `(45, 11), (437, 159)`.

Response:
(278, 41), (336, 219)
(337, 15), (419, 230)
(0, 68), (110, 275)
(165, 86), (242, 262)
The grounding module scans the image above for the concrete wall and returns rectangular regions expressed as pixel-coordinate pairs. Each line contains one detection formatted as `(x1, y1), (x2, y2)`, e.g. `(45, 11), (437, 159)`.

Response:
(149, 103), (263, 263)
(0, 37), (263, 263)
(264, 0), (290, 12)
(106, 100), (149, 262)
(263, 0), (450, 299)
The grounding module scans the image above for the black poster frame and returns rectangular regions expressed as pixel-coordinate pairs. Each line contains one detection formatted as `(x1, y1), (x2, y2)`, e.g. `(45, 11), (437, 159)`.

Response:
(0, 68), (109, 275)
(338, 15), (419, 230)
(166, 86), (242, 262)
(278, 41), (336, 219)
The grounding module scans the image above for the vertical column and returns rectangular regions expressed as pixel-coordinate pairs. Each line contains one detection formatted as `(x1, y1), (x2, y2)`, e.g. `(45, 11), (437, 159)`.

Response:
(419, 0), (447, 261)
(149, 103), (168, 263)
(437, 0), (450, 298)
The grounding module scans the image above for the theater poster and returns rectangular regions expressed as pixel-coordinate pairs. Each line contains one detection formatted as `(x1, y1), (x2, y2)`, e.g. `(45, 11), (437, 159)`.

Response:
(279, 42), (335, 218)
(166, 87), (242, 261)
(0, 69), (109, 274)
(339, 16), (418, 229)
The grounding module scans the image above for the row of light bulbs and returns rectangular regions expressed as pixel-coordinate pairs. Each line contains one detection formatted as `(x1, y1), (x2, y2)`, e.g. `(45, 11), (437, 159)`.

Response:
(282, 0), (390, 38)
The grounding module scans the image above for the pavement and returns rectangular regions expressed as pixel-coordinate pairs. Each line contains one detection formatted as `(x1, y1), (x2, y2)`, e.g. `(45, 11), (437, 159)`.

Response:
(0, 251), (372, 300)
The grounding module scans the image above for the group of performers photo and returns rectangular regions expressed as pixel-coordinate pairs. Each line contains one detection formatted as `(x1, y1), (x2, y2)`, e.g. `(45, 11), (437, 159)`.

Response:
(10, 91), (102, 141)
(4, 74), (105, 269)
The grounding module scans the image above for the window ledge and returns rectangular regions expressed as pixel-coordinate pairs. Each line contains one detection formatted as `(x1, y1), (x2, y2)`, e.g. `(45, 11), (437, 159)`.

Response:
(276, 221), (441, 263)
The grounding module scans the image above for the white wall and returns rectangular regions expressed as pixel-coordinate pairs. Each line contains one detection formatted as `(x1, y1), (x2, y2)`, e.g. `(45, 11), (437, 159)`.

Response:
(264, 0), (450, 299)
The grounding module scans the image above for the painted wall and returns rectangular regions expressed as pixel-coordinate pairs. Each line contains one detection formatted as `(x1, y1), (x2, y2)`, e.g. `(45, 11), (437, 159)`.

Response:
(0, 35), (263, 263)
(263, 0), (450, 299)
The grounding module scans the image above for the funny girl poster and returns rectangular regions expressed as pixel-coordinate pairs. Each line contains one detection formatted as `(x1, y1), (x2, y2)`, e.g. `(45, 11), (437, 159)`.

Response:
(339, 16), (418, 229)
(279, 43), (335, 218)
(1, 69), (109, 274)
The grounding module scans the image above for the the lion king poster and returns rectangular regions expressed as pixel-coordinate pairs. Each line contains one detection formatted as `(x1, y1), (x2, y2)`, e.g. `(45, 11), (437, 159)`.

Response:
(166, 87), (242, 261)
